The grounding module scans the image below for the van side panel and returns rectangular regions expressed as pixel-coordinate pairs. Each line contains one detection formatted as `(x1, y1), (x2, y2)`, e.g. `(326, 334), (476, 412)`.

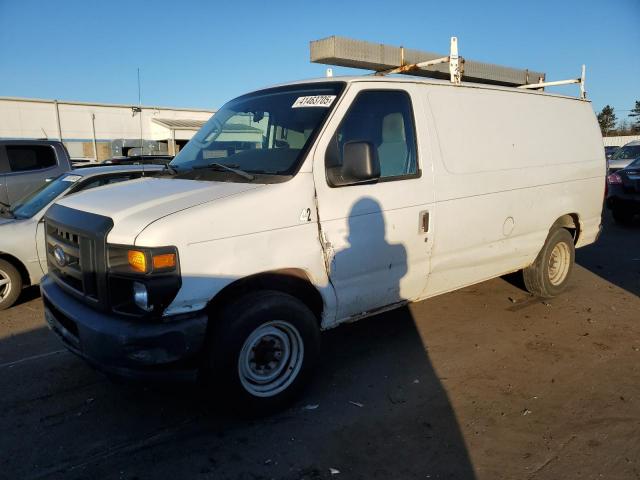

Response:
(422, 86), (604, 297)
(135, 173), (338, 322)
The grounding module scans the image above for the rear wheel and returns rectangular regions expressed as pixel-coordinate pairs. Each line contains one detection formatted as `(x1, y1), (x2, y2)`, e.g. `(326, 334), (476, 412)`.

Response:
(523, 228), (575, 298)
(0, 259), (22, 311)
(205, 290), (320, 414)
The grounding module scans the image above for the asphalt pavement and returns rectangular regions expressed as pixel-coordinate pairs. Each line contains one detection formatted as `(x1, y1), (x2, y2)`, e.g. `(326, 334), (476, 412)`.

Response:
(1, 212), (639, 480)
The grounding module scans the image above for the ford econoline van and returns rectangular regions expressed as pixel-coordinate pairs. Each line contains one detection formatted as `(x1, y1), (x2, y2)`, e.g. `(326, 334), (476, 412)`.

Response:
(40, 76), (605, 411)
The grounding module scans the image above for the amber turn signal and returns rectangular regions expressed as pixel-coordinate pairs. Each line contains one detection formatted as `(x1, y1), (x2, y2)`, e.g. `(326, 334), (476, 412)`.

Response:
(127, 250), (147, 273)
(152, 253), (176, 270)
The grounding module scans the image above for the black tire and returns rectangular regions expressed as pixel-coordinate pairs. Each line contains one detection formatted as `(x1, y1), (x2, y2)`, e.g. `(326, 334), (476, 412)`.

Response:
(612, 208), (634, 225)
(204, 290), (320, 415)
(0, 259), (22, 311)
(523, 228), (575, 298)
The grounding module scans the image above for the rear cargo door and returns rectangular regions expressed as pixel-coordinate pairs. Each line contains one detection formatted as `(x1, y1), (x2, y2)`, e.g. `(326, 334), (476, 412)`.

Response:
(312, 83), (435, 321)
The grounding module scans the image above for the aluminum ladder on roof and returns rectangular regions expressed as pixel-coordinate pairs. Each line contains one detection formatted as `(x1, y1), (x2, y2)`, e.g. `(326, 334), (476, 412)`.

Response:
(310, 36), (586, 99)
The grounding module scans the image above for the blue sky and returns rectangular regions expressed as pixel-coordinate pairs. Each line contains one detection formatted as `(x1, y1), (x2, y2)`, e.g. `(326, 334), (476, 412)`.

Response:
(0, 0), (638, 122)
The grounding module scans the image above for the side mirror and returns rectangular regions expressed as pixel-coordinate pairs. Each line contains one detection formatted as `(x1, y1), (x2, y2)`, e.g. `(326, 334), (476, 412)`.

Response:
(341, 141), (380, 183)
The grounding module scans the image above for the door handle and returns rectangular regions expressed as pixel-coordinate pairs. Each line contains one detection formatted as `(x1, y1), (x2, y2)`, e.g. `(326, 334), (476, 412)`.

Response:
(419, 210), (429, 233)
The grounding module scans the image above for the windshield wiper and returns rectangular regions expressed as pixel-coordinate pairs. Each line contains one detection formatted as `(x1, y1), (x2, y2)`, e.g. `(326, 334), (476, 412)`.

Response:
(193, 162), (255, 181)
(163, 163), (179, 175)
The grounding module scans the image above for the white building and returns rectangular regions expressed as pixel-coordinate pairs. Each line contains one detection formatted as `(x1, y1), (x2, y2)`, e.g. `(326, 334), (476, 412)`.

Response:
(602, 135), (640, 147)
(0, 96), (214, 161)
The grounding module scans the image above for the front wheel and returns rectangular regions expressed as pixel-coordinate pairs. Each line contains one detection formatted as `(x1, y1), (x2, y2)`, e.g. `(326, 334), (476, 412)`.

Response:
(205, 290), (320, 414)
(523, 228), (575, 298)
(0, 259), (22, 311)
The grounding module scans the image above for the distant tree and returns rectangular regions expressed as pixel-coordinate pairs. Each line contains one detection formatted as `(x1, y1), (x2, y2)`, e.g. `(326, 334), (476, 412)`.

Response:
(629, 100), (640, 133)
(618, 119), (631, 135)
(597, 105), (617, 135)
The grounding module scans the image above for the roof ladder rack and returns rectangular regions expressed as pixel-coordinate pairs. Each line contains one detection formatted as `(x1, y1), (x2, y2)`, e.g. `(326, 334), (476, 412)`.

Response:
(375, 37), (464, 85)
(310, 35), (545, 88)
(310, 36), (588, 99)
(517, 64), (587, 99)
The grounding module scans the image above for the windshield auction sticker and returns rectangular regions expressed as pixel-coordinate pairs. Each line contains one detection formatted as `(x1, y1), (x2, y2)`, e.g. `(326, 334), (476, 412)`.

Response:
(62, 175), (81, 182)
(292, 95), (336, 108)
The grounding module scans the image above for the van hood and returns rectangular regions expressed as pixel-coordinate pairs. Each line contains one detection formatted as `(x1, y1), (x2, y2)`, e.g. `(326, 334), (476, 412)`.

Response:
(54, 177), (264, 244)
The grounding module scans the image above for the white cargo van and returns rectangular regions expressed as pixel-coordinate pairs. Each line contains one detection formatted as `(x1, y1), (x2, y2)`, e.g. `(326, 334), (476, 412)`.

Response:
(41, 75), (604, 411)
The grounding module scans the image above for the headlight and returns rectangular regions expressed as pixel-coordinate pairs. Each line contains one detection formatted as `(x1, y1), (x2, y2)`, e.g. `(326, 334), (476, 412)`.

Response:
(128, 250), (148, 273)
(107, 245), (181, 316)
(108, 245), (178, 274)
(132, 281), (151, 311)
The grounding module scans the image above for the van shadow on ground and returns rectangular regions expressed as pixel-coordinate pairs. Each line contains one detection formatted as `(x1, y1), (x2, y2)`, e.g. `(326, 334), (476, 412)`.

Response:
(575, 211), (640, 297)
(0, 308), (476, 480)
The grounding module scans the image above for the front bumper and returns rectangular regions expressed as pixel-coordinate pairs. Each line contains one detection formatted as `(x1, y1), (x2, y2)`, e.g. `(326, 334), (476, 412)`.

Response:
(40, 275), (208, 382)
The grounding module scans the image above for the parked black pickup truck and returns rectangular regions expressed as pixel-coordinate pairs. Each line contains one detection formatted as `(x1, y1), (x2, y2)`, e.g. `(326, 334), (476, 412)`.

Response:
(0, 140), (73, 206)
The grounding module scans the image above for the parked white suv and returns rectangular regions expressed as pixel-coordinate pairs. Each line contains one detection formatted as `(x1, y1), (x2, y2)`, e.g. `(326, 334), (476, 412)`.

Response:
(40, 77), (604, 411)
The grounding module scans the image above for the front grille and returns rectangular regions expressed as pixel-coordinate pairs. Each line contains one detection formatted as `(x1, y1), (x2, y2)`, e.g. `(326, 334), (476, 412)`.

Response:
(44, 204), (114, 310)
(46, 224), (98, 299)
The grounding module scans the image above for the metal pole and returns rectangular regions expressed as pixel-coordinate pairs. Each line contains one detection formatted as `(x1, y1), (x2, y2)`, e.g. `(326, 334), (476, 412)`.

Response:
(54, 100), (62, 140)
(91, 113), (98, 162)
(138, 68), (143, 155)
(138, 108), (144, 155)
(518, 78), (581, 89)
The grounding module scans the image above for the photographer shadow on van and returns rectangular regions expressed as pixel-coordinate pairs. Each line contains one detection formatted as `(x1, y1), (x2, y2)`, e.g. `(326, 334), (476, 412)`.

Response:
(329, 197), (408, 317)
(310, 197), (476, 479)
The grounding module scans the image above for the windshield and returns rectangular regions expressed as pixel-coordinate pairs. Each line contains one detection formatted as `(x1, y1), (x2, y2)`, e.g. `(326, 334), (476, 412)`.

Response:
(170, 82), (345, 181)
(11, 173), (81, 219)
(611, 145), (640, 160)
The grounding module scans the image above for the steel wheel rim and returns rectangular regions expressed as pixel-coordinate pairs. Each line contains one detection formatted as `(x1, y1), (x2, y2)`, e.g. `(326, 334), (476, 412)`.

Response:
(548, 242), (571, 286)
(0, 269), (11, 301)
(238, 320), (304, 398)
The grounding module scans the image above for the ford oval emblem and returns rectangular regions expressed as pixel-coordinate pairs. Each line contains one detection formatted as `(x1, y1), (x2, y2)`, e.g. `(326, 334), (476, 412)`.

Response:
(53, 245), (67, 267)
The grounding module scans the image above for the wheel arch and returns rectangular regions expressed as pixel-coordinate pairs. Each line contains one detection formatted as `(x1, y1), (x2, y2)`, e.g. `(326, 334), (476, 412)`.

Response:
(551, 213), (581, 244)
(0, 252), (31, 287)
(206, 269), (325, 325)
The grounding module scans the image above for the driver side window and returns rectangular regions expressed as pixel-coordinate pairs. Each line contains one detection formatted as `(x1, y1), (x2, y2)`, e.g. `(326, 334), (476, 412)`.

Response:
(326, 90), (418, 185)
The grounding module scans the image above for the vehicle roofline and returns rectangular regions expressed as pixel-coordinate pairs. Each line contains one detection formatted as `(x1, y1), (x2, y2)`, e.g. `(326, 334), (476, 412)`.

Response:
(0, 139), (65, 145)
(240, 75), (590, 103)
